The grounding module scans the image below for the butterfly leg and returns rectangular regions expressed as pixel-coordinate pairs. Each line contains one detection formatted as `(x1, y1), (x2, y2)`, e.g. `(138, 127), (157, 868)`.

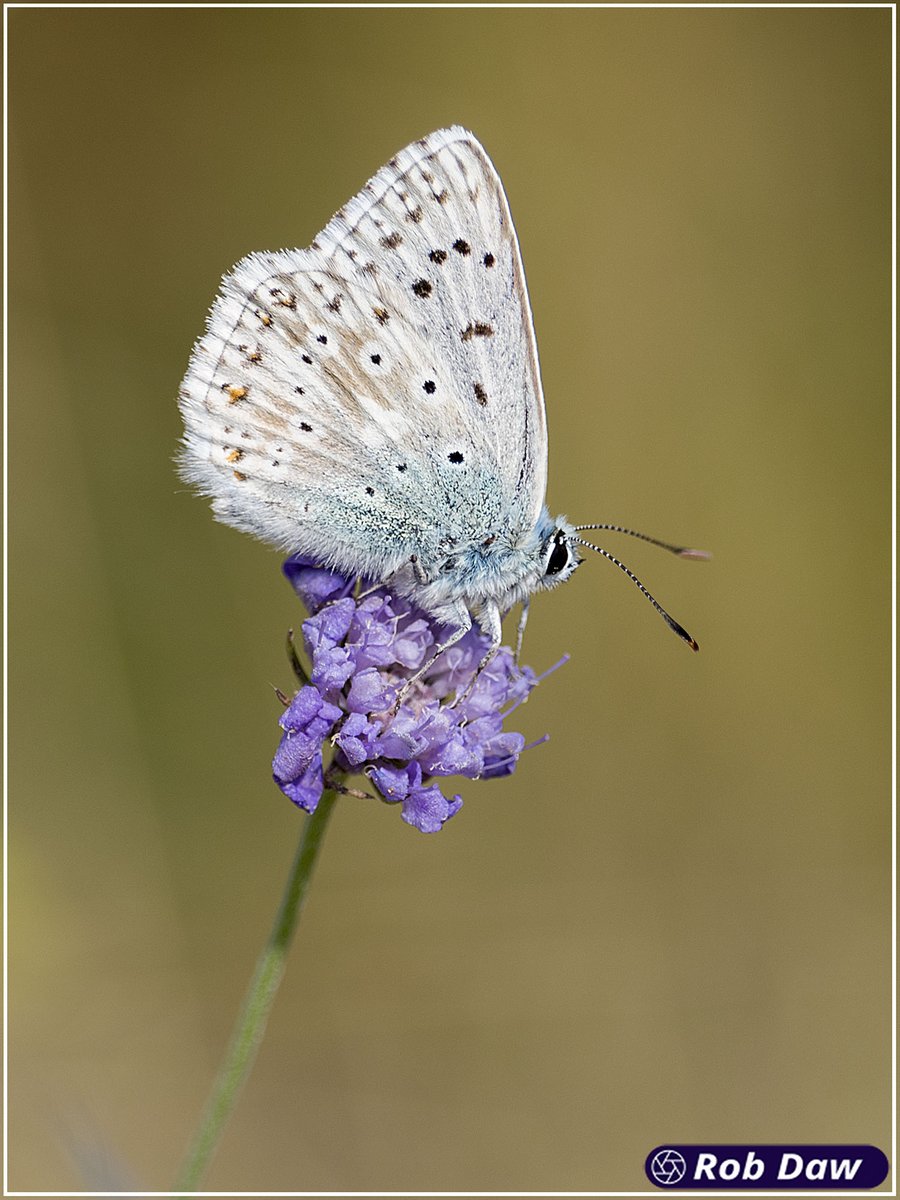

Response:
(355, 579), (383, 602)
(514, 600), (531, 665)
(450, 601), (502, 708)
(409, 554), (430, 586)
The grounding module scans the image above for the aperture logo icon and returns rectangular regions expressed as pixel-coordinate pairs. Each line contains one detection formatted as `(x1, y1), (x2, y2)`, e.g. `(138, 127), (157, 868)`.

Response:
(649, 1149), (687, 1186)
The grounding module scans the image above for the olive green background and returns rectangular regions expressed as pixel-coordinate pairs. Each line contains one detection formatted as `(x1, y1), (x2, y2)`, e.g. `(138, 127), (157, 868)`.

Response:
(9, 5), (892, 1193)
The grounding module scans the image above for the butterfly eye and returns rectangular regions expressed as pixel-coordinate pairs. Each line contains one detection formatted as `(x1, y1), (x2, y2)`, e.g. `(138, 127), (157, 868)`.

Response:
(545, 531), (571, 577)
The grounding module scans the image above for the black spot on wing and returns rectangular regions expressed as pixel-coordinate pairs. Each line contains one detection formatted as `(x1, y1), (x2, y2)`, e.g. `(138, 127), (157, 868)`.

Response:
(461, 322), (494, 342)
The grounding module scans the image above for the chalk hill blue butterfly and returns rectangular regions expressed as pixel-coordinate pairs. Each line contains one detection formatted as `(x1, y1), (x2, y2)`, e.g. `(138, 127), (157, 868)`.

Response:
(178, 127), (704, 694)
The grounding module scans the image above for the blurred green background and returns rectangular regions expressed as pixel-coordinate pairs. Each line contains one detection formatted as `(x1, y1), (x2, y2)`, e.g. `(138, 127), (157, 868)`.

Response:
(9, 6), (892, 1193)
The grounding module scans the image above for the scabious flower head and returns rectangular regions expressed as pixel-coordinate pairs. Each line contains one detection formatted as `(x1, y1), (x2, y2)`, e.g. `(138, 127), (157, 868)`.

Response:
(273, 558), (562, 833)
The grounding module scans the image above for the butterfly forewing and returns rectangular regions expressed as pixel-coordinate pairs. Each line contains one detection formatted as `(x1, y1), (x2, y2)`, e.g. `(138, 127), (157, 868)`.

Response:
(179, 127), (548, 580)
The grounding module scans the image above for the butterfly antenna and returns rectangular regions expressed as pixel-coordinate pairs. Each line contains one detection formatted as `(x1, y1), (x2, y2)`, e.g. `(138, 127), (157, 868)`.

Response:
(574, 524), (711, 560)
(575, 537), (700, 651)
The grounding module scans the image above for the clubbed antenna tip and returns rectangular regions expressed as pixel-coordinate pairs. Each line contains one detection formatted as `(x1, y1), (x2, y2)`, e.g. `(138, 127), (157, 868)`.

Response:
(668, 617), (700, 652)
(575, 536), (703, 652)
(574, 523), (712, 563)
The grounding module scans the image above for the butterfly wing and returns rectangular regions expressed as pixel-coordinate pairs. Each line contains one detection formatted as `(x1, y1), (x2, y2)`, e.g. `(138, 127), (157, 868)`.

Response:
(178, 126), (549, 582)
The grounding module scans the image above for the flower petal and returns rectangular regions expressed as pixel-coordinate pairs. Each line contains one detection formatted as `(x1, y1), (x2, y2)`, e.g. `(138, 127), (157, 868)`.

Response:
(334, 712), (380, 767)
(345, 667), (398, 714)
(371, 761), (420, 803)
(284, 558), (355, 612)
(277, 755), (325, 813)
(401, 784), (463, 833)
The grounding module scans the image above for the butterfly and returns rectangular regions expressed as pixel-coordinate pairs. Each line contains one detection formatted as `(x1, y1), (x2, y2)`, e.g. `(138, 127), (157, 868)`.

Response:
(178, 127), (704, 699)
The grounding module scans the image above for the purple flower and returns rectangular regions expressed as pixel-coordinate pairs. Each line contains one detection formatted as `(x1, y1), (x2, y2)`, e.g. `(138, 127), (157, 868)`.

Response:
(273, 557), (564, 833)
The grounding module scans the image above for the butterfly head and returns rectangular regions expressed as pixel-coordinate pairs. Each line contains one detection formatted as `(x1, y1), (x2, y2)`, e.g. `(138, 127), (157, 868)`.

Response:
(537, 517), (582, 591)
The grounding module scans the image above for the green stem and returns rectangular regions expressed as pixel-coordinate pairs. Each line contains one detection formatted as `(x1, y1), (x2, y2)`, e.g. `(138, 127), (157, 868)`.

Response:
(175, 787), (339, 1193)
